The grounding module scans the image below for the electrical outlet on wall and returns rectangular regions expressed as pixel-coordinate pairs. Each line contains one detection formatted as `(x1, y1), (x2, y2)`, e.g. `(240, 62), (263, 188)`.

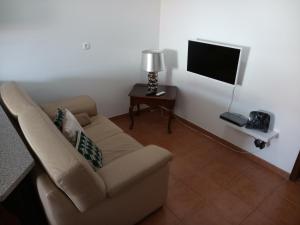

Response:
(82, 42), (91, 50)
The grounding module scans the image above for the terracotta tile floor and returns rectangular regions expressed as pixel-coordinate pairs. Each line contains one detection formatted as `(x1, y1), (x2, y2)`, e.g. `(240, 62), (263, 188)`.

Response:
(111, 110), (300, 225)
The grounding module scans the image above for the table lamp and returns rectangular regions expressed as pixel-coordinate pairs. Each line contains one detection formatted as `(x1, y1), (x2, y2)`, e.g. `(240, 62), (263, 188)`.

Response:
(142, 50), (165, 95)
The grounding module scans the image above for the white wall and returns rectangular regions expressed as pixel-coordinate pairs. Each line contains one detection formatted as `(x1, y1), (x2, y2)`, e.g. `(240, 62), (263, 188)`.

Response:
(0, 0), (161, 117)
(1, 0), (299, 172)
(159, 0), (300, 172)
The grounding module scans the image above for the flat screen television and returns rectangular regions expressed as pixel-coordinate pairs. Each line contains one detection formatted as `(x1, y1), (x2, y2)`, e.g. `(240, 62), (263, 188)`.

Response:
(187, 40), (242, 85)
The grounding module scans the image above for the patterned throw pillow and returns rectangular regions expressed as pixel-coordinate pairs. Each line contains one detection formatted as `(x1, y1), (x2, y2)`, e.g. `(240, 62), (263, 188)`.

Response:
(62, 109), (84, 145)
(53, 108), (84, 144)
(53, 108), (65, 131)
(75, 131), (103, 170)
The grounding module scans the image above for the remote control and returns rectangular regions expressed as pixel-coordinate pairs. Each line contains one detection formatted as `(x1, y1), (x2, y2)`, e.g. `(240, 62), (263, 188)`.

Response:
(155, 91), (166, 96)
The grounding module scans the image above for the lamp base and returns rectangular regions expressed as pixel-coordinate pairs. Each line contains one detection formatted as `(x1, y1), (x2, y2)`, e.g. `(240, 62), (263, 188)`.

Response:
(147, 72), (158, 94)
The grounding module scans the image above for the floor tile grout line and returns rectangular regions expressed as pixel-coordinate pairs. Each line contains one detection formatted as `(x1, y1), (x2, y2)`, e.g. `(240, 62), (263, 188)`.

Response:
(238, 180), (287, 225)
(236, 183), (283, 224)
(167, 174), (233, 225)
(170, 174), (204, 197)
(166, 175), (204, 224)
(173, 171), (256, 225)
(237, 209), (257, 225)
(238, 172), (288, 224)
(172, 161), (276, 225)
(164, 205), (185, 225)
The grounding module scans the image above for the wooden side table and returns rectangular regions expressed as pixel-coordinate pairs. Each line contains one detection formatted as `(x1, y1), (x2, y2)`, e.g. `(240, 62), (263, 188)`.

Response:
(128, 83), (177, 133)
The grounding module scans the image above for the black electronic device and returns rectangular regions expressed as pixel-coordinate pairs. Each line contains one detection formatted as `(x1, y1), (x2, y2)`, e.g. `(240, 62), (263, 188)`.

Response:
(246, 111), (271, 133)
(254, 139), (266, 149)
(220, 112), (248, 127)
(187, 40), (242, 85)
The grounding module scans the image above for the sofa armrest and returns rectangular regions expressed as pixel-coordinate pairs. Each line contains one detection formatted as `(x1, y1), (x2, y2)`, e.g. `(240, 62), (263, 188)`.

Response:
(41, 95), (97, 119)
(98, 145), (172, 197)
(36, 170), (81, 224)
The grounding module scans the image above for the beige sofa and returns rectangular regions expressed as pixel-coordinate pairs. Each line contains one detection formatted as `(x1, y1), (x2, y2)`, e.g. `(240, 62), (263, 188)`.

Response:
(0, 82), (172, 225)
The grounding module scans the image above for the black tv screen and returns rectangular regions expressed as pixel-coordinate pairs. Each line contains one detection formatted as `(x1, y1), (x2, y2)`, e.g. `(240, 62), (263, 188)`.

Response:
(187, 40), (241, 85)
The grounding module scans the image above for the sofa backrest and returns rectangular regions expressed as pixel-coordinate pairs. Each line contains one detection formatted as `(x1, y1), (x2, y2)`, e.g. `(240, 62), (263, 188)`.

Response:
(0, 82), (38, 117)
(0, 82), (107, 212)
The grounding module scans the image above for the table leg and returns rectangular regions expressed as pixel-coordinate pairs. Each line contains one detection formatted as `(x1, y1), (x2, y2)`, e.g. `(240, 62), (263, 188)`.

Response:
(167, 110), (173, 134)
(129, 105), (134, 129)
(136, 104), (140, 116)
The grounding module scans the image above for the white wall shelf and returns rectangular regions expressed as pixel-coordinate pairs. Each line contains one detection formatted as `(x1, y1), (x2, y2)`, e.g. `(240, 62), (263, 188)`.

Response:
(224, 121), (279, 143)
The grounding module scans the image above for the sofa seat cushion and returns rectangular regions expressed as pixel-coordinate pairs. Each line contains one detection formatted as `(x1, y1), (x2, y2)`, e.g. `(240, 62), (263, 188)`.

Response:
(94, 133), (143, 165)
(98, 145), (172, 197)
(84, 115), (123, 143)
(75, 112), (91, 126)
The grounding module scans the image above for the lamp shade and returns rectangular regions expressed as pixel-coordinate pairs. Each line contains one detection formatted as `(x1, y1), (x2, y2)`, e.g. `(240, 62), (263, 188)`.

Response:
(142, 50), (165, 72)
